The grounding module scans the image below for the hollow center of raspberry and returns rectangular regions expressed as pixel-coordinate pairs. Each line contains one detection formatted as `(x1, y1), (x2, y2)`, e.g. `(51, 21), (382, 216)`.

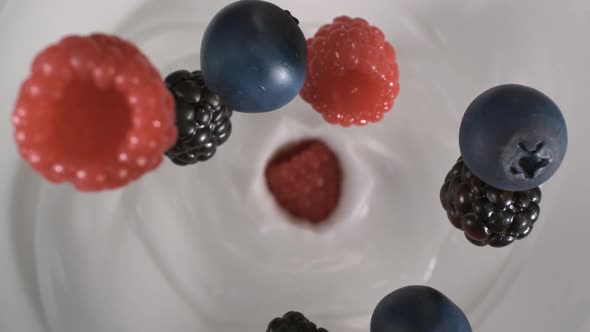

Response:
(49, 80), (132, 165)
(322, 71), (384, 116)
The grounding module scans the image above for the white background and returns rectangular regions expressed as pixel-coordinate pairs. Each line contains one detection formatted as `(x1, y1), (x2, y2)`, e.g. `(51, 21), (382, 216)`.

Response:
(1, 1), (589, 331)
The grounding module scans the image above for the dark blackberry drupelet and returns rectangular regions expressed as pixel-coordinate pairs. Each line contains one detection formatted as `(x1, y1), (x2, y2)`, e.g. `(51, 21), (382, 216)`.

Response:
(284, 10), (300, 24)
(266, 312), (328, 332)
(441, 157), (542, 247)
(164, 70), (233, 165)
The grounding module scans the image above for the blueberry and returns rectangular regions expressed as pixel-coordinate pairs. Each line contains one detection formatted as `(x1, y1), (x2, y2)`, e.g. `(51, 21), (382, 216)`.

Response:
(200, 0), (307, 113)
(459, 84), (567, 191)
(371, 286), (472, 332)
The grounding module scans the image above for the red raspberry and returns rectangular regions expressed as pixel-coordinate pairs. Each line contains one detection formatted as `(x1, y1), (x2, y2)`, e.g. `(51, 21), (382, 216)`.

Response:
(265, 139), (342, 224)
(300, 16), (400, 127)
(12, 34), (177, 191)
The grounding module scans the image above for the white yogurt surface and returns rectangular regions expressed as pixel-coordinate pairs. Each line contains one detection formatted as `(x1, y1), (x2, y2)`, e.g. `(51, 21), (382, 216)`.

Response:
(1, 1), (589, 332)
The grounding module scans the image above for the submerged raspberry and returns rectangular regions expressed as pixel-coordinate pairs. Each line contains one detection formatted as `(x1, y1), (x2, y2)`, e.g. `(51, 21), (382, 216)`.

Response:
(301, 16), (400, 126)
(265, 139), (342, 224)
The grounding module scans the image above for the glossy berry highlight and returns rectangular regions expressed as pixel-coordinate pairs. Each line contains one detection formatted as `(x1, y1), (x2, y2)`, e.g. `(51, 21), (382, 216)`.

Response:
(459, 84), (567, 191)
(164, 70), (233, 165)
(371, 286), (472, 332)
(201, 0), (307, 113)
(441, 158), (541, 247)
(301, 16), (400, 126)
(266, 311), (328, 332)
(12, 33), (176, 191)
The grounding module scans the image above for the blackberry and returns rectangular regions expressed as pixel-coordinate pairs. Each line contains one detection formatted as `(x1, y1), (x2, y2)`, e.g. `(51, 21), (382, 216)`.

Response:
(441, 157), (542, 248)
(284, 10), (300, 25)
(266, 312), (328, 332)
(164, 70), (233, 165)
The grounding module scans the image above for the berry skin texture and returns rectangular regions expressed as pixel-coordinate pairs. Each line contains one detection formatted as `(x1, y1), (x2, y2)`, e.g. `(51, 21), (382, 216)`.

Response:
(441, 158), (541, 248)
(267, 311), (328, 332)
(12, 34), (176, 191)
(459, 84), (567, 191)
(265, 140), (342, 224)
(164, 70), (233, 165)
(371, 286), (472, 332)
(201, 0), (307, 113)
(300, 16), (400, 127)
